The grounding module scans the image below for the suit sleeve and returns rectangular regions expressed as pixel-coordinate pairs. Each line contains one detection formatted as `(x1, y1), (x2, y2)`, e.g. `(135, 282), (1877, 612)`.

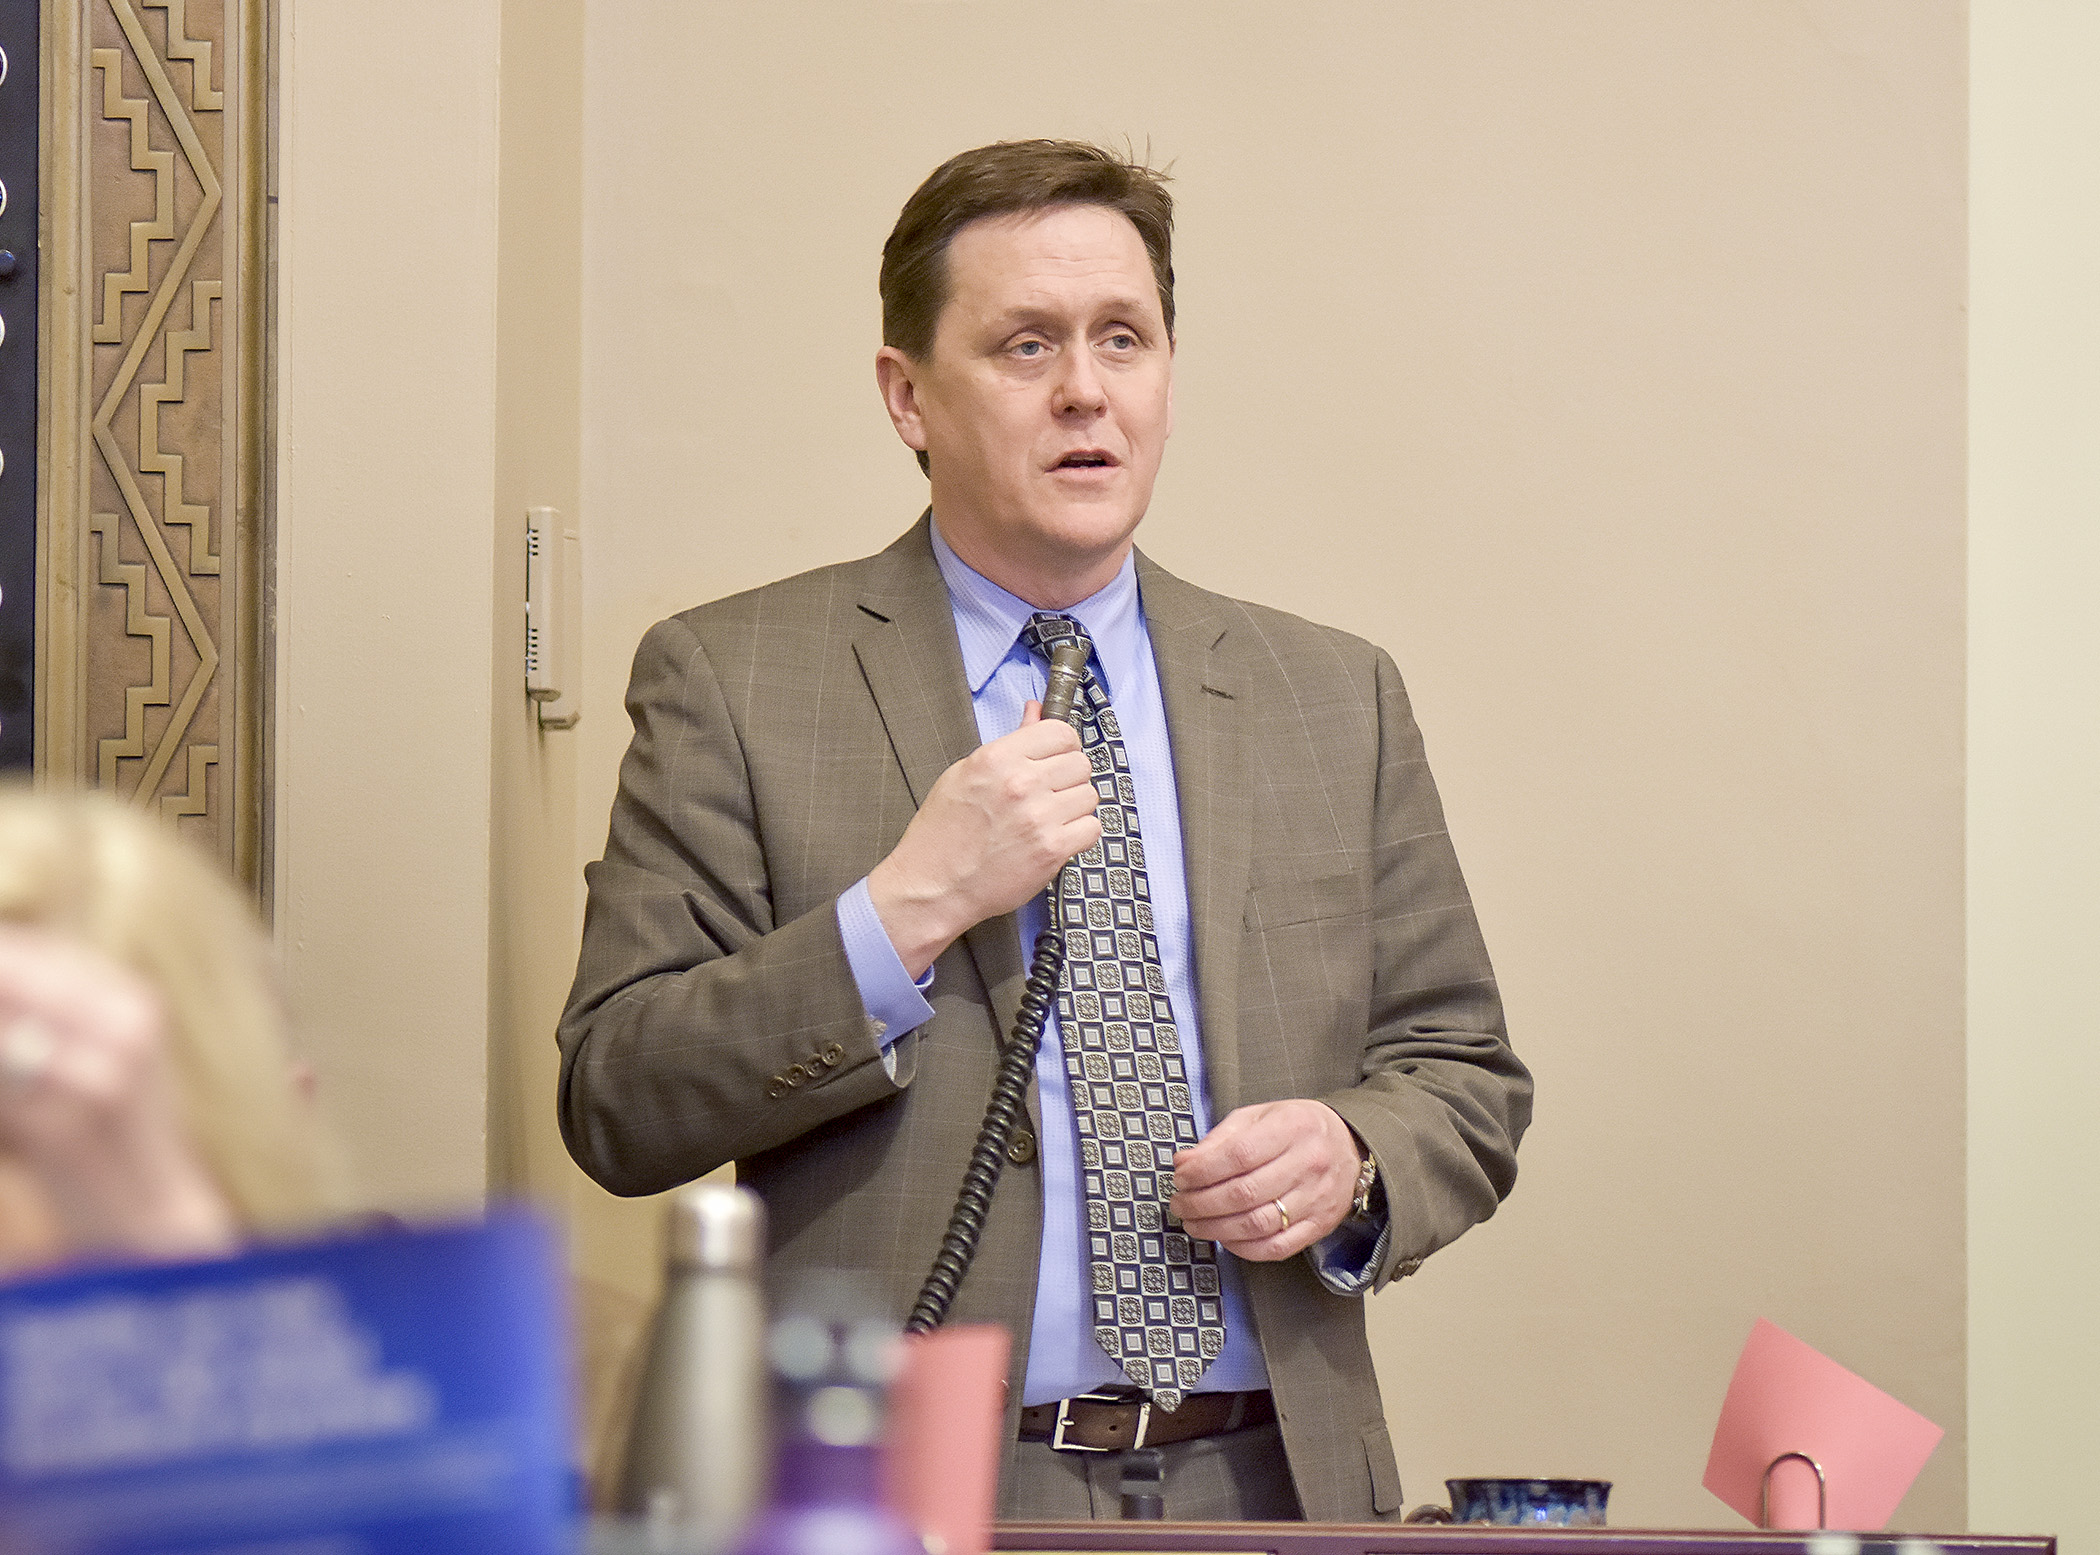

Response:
(557, 617), (910, 1196)
(1317, 647), (1533, 1290)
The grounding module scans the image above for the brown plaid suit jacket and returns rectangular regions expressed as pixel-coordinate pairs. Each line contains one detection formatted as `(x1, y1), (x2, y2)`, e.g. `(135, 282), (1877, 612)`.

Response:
(558, 516), (1531, 1520)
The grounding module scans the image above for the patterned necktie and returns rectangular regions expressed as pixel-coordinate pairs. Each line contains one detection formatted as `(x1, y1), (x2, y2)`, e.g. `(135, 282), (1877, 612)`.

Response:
(1020, 612), (1224, 1412)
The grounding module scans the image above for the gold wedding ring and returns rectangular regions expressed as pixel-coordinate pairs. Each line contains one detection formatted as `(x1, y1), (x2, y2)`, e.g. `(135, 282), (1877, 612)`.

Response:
(1273, 1198), (1290, 1232)
(0, 1014), (56, 1084)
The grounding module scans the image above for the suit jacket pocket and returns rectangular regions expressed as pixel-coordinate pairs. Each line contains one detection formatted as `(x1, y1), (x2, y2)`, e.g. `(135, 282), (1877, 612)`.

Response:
(1244, 866), (1366, 932)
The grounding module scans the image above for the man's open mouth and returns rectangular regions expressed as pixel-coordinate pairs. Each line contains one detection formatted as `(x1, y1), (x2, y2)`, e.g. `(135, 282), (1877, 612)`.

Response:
(1054, 451), (1116, 469)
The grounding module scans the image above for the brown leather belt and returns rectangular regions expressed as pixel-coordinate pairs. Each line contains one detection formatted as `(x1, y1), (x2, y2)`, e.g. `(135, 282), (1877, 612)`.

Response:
(1018, 1389), (1275, 1452)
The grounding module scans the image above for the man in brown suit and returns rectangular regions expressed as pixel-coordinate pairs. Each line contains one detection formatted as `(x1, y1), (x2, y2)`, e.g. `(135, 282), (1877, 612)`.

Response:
(559, 142), (1530, 1521)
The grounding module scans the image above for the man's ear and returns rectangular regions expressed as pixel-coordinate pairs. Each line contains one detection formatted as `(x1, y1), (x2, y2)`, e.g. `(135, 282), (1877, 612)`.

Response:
(875, 346), (930, 455)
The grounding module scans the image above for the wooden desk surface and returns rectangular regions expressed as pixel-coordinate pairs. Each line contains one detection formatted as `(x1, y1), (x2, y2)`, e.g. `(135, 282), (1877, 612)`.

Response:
(994, 1523), (2055, 1555)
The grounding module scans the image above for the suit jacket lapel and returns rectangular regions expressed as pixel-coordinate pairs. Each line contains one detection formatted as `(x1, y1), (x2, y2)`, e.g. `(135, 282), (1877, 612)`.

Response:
(851, 515), (1028, 1039)
(1136, 553), (1251, 1116)
(852, 518), (979, 808)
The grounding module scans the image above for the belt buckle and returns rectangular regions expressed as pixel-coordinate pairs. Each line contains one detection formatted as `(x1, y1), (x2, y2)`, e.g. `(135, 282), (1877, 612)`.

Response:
(1049, 1389), (1150, 1453)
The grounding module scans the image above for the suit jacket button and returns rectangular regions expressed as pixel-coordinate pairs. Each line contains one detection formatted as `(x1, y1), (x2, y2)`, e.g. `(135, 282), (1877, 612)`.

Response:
(1006, 1129), (1037, 1166)
(785, 1063), (807, 1087)
(1397, 1259), (1422, 1278)
(766, 1076), (789, 1099)
(823, 1043), (846, 1065)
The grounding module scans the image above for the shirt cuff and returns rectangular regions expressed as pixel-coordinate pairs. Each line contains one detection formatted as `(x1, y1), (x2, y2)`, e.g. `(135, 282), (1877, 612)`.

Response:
(1306, 1210), (1392, 1296)
(836, 878), (936, 1078)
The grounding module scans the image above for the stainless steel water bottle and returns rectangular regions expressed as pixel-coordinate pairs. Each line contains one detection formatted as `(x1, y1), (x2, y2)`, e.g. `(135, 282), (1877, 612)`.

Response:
(616, 1182), (769, 1550)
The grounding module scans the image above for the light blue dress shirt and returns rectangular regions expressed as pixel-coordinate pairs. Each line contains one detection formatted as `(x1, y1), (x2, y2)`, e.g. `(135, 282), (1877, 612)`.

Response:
(833, 522), (1381, 1406)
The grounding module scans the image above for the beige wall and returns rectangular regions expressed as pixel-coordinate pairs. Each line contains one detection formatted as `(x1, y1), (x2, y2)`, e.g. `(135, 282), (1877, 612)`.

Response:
(1968, 2), (2100, 1549)
(274, 0), (2100, 1542)
(488, 0), (583, 1206)
(573, 0), (1966, 1530)
(483, 0), (680, 1320)
(274, 0), (501, 1210)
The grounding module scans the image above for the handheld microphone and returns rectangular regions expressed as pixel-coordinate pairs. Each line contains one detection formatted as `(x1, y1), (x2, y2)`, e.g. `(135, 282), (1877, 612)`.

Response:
(1040, 642), (1090, 727)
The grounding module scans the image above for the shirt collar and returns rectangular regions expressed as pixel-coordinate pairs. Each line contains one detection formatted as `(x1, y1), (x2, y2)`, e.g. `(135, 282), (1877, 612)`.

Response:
(928, 517), (1146, 701)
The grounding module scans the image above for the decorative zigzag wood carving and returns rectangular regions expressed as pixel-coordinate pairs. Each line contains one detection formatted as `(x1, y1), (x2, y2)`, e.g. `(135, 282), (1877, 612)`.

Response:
(140, 279), (222, 575)
(89, 510), (173, 787)
(90, 46), (175, 346)
(145, 0), (221, 112)
(85, 0), (227, 819)
(41, 0), (260, 874)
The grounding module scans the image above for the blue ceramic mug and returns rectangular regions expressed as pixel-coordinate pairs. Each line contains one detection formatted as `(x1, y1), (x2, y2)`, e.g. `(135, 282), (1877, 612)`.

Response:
(1413, 1479), (1612, 1526)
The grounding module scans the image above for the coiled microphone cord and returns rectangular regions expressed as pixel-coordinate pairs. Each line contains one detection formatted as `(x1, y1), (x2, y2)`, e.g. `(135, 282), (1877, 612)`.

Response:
(905, 640), (1091, 1335)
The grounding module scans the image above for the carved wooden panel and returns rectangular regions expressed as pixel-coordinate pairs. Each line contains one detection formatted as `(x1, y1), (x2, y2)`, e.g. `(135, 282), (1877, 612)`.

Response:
(39, 0), (265, 885)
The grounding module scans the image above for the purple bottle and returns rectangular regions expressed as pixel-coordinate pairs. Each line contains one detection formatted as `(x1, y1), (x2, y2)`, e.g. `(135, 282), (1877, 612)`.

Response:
(732, 1297), (923, 1555)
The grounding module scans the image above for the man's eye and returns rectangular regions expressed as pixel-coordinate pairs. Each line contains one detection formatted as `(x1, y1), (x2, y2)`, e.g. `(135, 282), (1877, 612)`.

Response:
(1105, 333), (1138, 351)
(1013, 340), (1047, 357)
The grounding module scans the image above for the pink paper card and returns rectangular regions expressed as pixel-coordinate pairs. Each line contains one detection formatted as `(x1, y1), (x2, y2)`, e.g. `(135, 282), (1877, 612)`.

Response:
(1704, 1318), (1943, 1530)
(883, 1324), (1011, 1555)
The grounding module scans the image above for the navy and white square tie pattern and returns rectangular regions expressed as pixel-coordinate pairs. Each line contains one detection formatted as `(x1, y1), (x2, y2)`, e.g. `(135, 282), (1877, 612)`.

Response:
(1020, 612), (1224, 1412)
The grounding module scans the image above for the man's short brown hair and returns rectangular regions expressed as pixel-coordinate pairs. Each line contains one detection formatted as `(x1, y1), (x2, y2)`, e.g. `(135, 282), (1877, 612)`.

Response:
(880, 139), (1176, 365)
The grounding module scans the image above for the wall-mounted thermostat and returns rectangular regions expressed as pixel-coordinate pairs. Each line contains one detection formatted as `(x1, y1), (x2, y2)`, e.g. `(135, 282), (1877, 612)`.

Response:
(525, 506), (580, 730)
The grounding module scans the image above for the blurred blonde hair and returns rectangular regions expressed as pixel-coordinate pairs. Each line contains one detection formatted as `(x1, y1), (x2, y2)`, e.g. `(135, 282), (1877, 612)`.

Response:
(0, 787), (345, 1233)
